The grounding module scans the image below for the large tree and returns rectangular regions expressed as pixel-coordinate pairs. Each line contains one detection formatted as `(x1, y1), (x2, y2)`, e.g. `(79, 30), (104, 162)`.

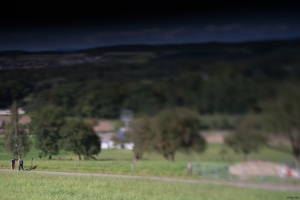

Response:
(61, 120), (101, 160)
(1, 101), (31, 157)
(127, 116), (153, 162)
(262, 82), (300, 165)
(150, 108), (206, 161)
(224, 116), (267, 161)
(30, 105), (65, 159)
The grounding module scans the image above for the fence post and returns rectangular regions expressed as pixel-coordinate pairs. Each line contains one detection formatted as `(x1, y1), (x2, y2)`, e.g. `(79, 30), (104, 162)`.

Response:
(297, 163), (300, 182)
(259, 165), (263, 181)
(74, 160), (76, 168)
(187, 163), (192, 175)
(201, 164), (205, 177)
(242, 165), (245, 180)
(279, 164), (284, 185)
(30, 158), (33, 169)
(215, 164), (218, 179)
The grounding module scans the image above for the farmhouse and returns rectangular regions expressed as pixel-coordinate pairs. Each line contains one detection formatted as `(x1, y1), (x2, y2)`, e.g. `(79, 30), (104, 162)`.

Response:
(99, 127), (133, 150)
(0, 108), (25, 115)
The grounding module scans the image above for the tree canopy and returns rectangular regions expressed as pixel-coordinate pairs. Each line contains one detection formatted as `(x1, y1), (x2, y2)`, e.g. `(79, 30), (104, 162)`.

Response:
(262, 82), (300, 164)
(30, 105), (65, 159)
(224, 116), (267, 161)
(152, 108), (206, 161)
(128, 116), (153, 161)
(61, 120), (101, 160)
(129, 108), (206, 161)
(1, 101), (31, 157)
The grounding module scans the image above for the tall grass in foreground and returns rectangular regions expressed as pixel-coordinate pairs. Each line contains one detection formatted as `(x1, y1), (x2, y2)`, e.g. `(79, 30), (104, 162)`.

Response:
(0, 172), (299, 200)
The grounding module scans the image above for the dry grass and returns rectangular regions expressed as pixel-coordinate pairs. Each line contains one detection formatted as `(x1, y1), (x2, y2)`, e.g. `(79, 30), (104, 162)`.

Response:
(229, 160), (283, 176)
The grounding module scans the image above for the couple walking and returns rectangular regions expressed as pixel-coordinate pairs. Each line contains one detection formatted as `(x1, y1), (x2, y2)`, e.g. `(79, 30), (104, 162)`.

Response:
(11, 157), (24, 171)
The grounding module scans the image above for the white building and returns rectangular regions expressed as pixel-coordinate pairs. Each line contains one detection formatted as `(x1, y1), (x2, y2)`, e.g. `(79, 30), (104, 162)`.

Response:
(99, 130), (134, 150)
(0, 108), (25, 115)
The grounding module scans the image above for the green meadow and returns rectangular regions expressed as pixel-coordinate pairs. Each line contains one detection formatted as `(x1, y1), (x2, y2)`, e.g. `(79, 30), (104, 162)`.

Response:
(0, 137), (299, 199)
(0, 137), (294, 178)
(0, 172), (299, 200)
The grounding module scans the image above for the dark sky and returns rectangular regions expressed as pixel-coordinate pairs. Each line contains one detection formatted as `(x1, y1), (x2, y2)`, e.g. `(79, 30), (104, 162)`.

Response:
(1, 1), (299, 51)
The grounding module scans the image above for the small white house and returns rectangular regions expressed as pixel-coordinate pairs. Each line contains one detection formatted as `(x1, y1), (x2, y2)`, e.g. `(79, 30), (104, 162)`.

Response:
(0, 108), (25, 115)
(101, 141), (114, 149)
(99, 131), (134, 150)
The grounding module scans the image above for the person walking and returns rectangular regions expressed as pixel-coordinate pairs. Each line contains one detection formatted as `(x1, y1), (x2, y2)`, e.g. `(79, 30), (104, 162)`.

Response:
(18, 157), (24, 171)
(11, 157), (15, 171)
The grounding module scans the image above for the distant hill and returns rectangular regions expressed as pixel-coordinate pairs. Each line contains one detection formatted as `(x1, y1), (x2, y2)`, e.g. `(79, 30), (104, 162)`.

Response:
(0, 50), (65, 57)
(1, 38), (299, 56)
(1, 38), (300, 116)
(0, 38), (300, 69)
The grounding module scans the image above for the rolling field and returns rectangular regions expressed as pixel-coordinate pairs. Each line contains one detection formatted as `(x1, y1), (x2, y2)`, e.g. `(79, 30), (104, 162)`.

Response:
(0, 171), (299, 200)
(0, 135), (294, 178)
(0, 135), (299, 199)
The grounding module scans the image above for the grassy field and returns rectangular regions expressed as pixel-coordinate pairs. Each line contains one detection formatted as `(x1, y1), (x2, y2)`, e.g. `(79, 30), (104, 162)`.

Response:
(0, 136), (294, 179)
(0, 138), (299, 199)
(0, 171), (299, 200)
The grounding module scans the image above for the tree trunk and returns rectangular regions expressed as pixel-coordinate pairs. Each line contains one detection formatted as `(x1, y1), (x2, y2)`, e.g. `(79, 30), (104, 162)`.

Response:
(130, 154), (136, 171)
(292, 148), (299, 166)
(169, 152), (174, 162)
(294, 156), (299, 166)
(289, 131), (300, 166)
(78, 154), (81, 160)
(48, 154), (52, 160)
(133, 154), (138, 163)
(242, 152), (247, 161)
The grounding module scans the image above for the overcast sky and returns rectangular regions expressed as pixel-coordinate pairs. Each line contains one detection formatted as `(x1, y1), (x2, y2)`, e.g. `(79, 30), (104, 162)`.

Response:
(0, 1), (299, 51)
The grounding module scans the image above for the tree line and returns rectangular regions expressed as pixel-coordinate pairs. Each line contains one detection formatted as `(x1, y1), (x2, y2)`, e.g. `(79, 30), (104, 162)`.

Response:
(12, 71), (273, 118)
(0, 40), (300, 164)
(1, 44), (300, 118)
(1, 82), (300, 165)
(113, 82), (300, 164)
(1, 102), (101, 160)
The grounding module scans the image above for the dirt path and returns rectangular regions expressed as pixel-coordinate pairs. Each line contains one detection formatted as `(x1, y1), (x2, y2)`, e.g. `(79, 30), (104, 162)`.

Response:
(1, 169), (299, 191)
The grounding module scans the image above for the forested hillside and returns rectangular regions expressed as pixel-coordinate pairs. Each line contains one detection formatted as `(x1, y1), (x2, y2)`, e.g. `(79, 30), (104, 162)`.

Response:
(1, 39), (300, 118)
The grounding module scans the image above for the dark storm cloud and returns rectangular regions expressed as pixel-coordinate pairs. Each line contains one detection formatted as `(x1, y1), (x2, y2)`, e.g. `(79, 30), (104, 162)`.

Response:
(0, 1), (299, 51)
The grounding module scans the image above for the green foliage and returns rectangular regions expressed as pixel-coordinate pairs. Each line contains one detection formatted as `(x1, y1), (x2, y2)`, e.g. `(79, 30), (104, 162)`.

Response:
(1, 123), (31, 157)
(262, 82), (300, 164)
(129, 116), (153, 160)
(152, 108), (206, 161)
(61, 120), (101, 160)
(131, 108), (206, 161)
(124, 83), (161, 116)
(224, 116), (267, 161)
(2, 40), (300, 118)
(0, 78), (32, 106)
(30, 105), (65, 159)
(200, 114), (243, 130)
(0, 101), (31, 157)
